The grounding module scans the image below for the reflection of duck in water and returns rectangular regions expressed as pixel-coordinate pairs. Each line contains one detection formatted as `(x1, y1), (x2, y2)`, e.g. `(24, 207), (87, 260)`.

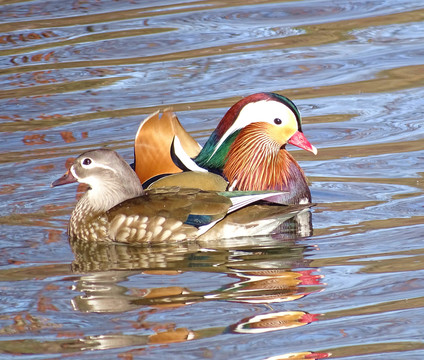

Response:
(52, 149), (312, 244)
(69, 240), (326, 356)
(230, 310), (319, 334)
(70, 239), (324, 313)
(69, 270), (325, 354)
(264, 351), (331, 359)
(134, 92), (317, 205)
(206, 269), (324, 304)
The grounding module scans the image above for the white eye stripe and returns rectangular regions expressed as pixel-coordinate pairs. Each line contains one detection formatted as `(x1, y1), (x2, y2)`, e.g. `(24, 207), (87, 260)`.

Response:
(79, 158), (117, 173)
(208, 100), (295, 161)
(91, 162), (117, 173)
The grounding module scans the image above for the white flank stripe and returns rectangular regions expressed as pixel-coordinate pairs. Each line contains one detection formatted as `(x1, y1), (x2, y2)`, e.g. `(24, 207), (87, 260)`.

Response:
(173, 135), (207, 172)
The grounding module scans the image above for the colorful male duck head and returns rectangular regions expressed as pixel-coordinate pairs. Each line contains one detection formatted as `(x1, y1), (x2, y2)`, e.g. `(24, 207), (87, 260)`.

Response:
(194, 92), (315, 170)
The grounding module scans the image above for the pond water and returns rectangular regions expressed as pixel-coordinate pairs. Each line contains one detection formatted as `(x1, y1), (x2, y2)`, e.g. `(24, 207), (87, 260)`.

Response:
(1, 0), (424, 359)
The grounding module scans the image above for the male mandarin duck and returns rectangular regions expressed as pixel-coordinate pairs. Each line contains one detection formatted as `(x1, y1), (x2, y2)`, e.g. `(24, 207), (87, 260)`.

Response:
(134, 92), (317, 205)
(52, 149), (307, 244)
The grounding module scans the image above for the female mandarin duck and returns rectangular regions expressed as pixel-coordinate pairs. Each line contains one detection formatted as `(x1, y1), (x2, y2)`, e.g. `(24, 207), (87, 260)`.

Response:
(52, 149), (304, 244)
(134, 92), (317, 205)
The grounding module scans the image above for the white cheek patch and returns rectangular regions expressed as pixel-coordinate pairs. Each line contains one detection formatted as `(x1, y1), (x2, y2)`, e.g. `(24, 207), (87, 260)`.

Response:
(78, 175), (102, 189)
(209, 100), (297, 160)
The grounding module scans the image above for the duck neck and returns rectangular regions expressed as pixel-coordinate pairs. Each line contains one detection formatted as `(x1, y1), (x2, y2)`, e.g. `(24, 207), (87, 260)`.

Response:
(223, 126), (311, 204)
(69, 179), (144, 236)
(195, 130), (239, 173)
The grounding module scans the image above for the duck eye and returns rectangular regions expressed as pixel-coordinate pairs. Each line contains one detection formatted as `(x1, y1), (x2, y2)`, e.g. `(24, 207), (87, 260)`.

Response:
(274, 118), (282, 125)
(82, 158), (92, 166)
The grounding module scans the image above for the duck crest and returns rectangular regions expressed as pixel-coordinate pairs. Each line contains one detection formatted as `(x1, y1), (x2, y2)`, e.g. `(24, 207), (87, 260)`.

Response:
(223, 123), (311, 204)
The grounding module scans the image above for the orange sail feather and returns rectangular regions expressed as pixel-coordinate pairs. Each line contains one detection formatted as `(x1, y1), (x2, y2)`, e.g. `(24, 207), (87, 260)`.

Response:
(134, 109), (201, 184)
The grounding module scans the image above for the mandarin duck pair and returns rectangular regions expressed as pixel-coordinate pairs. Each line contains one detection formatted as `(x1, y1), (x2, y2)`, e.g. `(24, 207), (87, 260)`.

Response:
(53, 93), (317, 243)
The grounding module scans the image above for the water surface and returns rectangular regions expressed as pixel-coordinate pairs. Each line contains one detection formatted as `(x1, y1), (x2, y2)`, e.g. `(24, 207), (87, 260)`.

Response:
(1, 1), (424, 359)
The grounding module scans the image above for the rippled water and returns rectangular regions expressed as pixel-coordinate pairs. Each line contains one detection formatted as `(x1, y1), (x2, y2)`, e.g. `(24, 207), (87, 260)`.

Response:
(1, 1), (424, 359)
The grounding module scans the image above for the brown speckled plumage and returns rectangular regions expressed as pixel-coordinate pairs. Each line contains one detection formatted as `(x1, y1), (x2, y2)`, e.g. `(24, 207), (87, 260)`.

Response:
(69, 190), (198, 243)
